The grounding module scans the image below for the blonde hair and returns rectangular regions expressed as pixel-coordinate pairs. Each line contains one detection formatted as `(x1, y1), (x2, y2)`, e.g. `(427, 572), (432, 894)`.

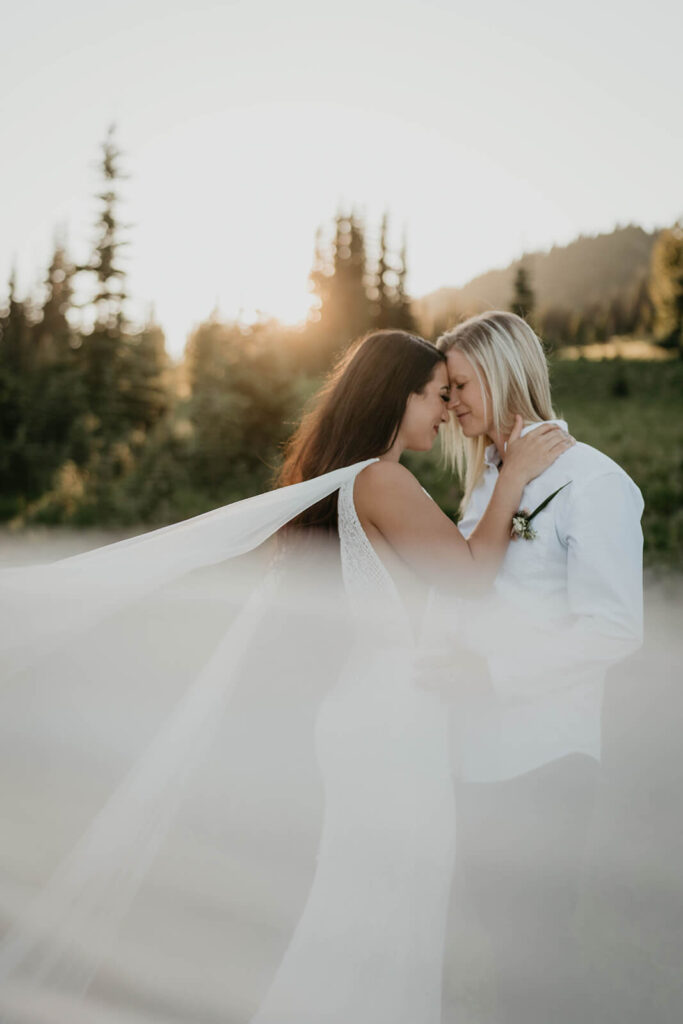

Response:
(436, 311), (555, 512)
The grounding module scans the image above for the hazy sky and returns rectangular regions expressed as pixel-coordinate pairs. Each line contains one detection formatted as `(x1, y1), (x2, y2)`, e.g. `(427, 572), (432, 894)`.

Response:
(1, 0), (681, 356)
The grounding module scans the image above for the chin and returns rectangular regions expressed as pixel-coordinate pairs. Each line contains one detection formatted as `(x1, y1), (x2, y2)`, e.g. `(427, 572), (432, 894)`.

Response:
(408, 437), (436, 453)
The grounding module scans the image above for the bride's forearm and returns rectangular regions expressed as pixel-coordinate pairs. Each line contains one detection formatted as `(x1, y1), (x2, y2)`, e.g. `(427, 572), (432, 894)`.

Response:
(464, 465), (525, 588)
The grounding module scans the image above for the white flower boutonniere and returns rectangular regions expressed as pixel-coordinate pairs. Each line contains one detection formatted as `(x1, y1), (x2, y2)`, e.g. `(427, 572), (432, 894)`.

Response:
(511, 482), (571, 540)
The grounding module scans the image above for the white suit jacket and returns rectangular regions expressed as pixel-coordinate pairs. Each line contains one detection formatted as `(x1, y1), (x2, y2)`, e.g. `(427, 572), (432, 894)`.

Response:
(455, 420), (644, 781)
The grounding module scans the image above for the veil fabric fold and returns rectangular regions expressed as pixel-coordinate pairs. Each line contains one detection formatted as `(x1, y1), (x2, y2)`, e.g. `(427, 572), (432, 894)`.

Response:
(0, 459), (378, 663)
(0, 459), (383, 1022)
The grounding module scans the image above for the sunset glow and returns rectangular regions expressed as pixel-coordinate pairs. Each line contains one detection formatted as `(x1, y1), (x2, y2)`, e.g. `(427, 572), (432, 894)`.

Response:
(1, 0), (681, 356)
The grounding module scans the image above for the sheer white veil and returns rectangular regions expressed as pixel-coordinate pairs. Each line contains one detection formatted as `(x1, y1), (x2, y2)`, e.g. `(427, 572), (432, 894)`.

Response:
(0, 459), (377, 1023)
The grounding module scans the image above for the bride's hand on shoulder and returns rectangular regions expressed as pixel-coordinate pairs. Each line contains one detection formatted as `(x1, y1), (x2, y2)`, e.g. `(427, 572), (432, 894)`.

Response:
(502, 416), (575, 486)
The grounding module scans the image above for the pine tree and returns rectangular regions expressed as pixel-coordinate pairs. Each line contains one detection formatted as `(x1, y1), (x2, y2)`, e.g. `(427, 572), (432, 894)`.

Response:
(309, 211), (419, 363)
(540, 307), (573, 349)
(78, 124), (130, 433)
(307, 227), (327, 329)
(334, 210), (372, 341)
(604, 294), (629, 339)
(370, 218), (415, 332)
(632, 277), (655, 335)
(0, 269), (31, 374)
(34, 240), (75, 365)
(511, 263), (535, 323)
(649, 222), (683, 356)
(310, 211), (372, 359)
(120, 313), (170, 432)
(0, 266), (89, 506)
(86, 123), (129, 332)
(393, 232), (416, 332)
(0, 270), (28, 503)
(571, 311), (591, 347)
(593, 305), (609, 343)
(373, 212), (394, 328)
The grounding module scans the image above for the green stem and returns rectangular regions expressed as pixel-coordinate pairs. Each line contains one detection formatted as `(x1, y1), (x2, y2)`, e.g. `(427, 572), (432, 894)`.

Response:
(527, 481), (571, 522)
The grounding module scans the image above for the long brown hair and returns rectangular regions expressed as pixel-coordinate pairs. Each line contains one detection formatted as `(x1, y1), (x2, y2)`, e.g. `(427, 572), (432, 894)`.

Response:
(277, 330), (445, 532)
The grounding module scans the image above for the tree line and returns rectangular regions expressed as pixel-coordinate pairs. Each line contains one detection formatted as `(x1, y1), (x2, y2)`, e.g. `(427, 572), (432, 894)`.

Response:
(0, 128), (417, 525)
(508, 250), (680, 352)
(422, 223), (683, 354)
(1, 127), (682, 527)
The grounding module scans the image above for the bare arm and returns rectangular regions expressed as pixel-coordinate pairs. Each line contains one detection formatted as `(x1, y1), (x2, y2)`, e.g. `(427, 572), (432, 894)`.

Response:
(355, 420), (573, 594)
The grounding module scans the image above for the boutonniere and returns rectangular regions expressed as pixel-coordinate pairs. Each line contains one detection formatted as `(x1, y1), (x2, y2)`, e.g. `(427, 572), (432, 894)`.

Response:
(511, 482), (571, 540)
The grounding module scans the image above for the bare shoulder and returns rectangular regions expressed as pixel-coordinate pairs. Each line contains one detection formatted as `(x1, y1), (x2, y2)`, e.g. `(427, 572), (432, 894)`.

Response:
(354, 461), (425, 518)
(354, 460), (421, 497)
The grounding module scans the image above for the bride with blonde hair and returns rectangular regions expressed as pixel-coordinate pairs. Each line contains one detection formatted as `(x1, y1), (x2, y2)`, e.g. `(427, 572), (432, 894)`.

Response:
(435, 310), (644, 1024)
(437, 310), (557, 510)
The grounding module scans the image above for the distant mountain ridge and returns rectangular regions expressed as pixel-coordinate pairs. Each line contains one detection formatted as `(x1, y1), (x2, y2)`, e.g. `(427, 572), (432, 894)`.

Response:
(416, 224), (658, 331)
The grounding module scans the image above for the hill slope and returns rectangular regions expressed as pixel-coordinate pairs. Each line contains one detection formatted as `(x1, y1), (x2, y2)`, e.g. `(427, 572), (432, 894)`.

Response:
(417, 224), (657, 331)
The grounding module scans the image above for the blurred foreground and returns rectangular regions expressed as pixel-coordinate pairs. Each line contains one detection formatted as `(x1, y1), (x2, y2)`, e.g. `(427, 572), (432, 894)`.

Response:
(0, 531), (681, 1023)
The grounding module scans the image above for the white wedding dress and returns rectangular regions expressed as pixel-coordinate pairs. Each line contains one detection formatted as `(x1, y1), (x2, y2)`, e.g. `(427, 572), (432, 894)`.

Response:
(250, 475), (457, 1024)
(0, 461), (457, 1023)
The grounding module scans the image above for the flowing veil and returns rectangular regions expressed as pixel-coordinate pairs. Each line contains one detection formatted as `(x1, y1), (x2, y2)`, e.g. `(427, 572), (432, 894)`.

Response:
(1, 457), (679, 1023)
(0, 459), (386, 1023)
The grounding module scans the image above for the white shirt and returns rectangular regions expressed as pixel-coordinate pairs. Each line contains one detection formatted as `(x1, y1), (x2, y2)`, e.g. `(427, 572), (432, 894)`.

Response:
(455, 419), (644, 781)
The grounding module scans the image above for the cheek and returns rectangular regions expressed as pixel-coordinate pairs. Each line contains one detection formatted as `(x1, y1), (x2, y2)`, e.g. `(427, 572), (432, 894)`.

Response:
(407, 402), (434, 437)
(401, 400), (421, 437)
(468, 386), (485, 417)
(415, 405), (433, 432)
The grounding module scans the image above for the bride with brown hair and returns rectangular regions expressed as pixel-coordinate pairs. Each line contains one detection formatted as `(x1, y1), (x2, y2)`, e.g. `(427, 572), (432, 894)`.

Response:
(0, 329), (572, 1024)
(278, 329), (570, 592)
(250, 329), (572, 1024)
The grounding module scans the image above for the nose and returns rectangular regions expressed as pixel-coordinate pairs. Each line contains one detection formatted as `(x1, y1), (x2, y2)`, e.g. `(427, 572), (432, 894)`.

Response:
(441, 403), (450, 422)
(447, 390), (460, 410)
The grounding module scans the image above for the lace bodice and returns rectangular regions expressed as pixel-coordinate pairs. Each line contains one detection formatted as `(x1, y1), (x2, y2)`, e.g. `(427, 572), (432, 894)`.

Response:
(337, 476), (402, 611)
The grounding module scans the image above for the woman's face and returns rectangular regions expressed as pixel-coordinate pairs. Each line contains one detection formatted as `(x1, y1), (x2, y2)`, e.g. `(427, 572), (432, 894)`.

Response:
(399, 361), (451, 451)
(445, 349), (492, 437)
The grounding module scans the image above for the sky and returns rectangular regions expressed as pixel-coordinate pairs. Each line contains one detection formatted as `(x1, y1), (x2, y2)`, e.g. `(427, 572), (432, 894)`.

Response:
(1, 0), (681, 356)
